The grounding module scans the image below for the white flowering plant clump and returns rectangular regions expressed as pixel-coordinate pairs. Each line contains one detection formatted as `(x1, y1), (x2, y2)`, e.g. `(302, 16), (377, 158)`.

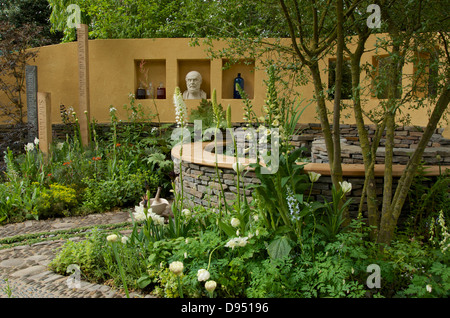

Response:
(133, 203), (165, 225)
(131, 203), (166, 242)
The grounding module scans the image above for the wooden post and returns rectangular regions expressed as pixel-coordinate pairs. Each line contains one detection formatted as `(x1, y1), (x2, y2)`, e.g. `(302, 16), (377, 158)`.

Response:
(26, 65), (38, 144)
(37, 92), (52, 155)
(77, 24), (90, 146)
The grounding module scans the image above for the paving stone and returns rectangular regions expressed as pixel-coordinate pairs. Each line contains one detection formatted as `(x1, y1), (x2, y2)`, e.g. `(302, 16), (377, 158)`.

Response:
(0, 258), (26, 268)
(11, 265), (47, 278)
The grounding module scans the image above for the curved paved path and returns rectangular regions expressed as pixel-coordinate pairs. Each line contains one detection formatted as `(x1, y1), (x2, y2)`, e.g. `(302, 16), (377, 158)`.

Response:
(0, 211), (154, 298)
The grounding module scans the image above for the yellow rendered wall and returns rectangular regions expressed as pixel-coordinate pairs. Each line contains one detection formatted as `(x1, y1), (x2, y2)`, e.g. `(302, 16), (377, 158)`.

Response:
(1, 37), (449, 138)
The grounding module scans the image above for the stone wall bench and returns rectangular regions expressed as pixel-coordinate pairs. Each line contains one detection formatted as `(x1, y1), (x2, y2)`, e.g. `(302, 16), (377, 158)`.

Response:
(172, 141), (449, 219)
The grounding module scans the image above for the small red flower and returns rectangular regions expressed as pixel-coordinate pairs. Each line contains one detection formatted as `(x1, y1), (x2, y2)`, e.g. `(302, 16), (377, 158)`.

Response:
(92, 156), (101, 161)
(116, 143), (121, 147)
(47, 173), (52, 177)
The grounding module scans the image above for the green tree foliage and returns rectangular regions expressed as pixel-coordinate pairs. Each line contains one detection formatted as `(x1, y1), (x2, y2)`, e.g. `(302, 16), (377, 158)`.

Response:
(47, 0), (287, 42)
(0, 0), (62, 45)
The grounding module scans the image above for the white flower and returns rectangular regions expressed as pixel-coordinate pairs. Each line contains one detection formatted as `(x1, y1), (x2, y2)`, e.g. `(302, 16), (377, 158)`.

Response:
(151, 213), (165, 226)
(339, 181), (352, 194)
(121, 236), (129, 244)
(107, 234), (118, 242)
(232, 162), (244, 174)
(133, 205), (148, 222)
(56, 142), (64, 150)
(231, 217), (240, 228)
(225, 238), (237, 249)
(225, 236), (248, 249)
(33, 137), (39, 145)
(253, 214), (259, 222)
(182, 209), (191, 218)
(24, 142), (34, 152)
(237, 236), (248, 247)
(308, 171), (321, 183)
(169, 261), (184, 275)
(286, 186), (300, 221)
(426, 284), (432, 293)
(173, 87), (187, 127)
(197, 269), (210, 282)
(205, 280), (217, 293)
(109, 106), (116, 113)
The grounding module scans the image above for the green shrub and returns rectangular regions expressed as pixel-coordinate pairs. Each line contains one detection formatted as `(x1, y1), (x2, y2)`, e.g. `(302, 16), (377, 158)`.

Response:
(81, 169), (160, 213)
(34, 183), (79, 219)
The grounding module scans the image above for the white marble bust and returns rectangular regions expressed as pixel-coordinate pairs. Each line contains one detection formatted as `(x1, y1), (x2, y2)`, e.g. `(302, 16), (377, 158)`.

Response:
(183, 71), (207, 99)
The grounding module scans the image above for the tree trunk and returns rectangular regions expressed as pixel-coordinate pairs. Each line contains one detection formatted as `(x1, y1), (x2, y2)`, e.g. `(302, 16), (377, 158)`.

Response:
(350, 49), (381, 236)
(377, 82), (450, 245)
(309, 61), (342, 189)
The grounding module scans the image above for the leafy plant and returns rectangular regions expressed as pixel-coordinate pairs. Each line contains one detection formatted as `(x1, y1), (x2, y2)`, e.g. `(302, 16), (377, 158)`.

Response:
(316, 184), (353, 241)
(251, 147), (312, 238)
(189, 98), (227, 136)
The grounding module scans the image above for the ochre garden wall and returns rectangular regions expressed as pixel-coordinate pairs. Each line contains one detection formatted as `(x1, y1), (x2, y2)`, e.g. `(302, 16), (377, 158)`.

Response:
(1, 36), (449, 138)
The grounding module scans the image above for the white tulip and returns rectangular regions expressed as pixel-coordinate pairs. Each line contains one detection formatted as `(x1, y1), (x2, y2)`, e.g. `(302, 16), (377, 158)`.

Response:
(232, 162), (244, 174)
(169, 261), (184, 276)
(231, 217), (240, 228)
(106, 234), (118, 242)
(197, 269), (210, 282)
(339, 181), (352, 194)
(205, 280), (217, 293)
(308, 171), (321, 183)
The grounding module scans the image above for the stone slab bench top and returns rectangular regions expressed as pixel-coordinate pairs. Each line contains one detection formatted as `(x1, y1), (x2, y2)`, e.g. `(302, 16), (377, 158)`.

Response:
(172, 142), (449, 177)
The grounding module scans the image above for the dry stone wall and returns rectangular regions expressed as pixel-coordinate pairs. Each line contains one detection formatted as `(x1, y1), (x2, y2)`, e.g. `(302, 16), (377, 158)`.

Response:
(173, 156), (258, 209)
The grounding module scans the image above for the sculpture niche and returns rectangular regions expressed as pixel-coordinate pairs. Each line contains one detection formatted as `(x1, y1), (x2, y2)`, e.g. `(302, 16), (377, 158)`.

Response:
(183, 71), (207, 100)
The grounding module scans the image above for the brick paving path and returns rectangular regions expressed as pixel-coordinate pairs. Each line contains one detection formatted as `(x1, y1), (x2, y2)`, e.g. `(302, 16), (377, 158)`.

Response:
(0, 211), (155, 298)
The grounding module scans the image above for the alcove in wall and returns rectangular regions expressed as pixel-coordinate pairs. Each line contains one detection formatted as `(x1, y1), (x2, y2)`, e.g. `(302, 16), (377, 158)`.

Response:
(222, 59), (255, 99)
(177, 59), (211, 99)
(134, 59), (166, 99)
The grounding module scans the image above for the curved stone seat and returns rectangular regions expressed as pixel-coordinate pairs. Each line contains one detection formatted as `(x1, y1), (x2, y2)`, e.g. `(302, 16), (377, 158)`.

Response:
(171, 141), (449, 217)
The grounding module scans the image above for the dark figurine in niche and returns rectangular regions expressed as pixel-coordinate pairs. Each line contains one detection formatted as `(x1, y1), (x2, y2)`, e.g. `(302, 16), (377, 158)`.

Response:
(233, 73), (244, 99)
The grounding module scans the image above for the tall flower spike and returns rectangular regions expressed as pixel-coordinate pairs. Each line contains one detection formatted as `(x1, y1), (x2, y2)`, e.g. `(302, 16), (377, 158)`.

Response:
(226, 104), (232, 129)
(173, 87), (187, 127)
(211, 89), (220, 127)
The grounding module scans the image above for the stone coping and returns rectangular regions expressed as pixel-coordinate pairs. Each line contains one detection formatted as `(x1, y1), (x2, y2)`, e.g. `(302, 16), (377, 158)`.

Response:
(172, 141), (449, 177)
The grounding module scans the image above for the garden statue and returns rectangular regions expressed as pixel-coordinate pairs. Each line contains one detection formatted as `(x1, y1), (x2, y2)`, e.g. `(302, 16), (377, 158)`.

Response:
(183, 71), (207, 99)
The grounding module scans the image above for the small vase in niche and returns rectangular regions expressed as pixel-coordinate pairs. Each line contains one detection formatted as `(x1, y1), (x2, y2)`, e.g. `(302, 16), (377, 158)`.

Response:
(233, 73), (244, 99)
(136, 82), (146, 99)
(146, 82), (154, 99)
(157, 82), (166, 99)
